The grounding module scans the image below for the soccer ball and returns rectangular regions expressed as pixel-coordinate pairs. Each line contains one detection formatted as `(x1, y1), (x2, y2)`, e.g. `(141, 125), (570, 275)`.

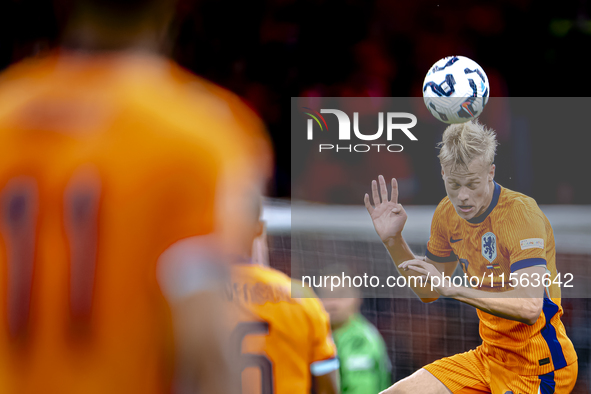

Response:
(422, 56), (490, 124)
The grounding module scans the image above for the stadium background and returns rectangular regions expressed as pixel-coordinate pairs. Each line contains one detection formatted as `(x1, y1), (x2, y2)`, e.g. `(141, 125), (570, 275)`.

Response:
(2, 0), (590, 392)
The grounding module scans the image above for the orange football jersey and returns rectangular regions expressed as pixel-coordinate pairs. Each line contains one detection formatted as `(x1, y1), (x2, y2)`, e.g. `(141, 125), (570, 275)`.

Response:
(427, 182), (577, 375)
(0, 51), (271, 393)
(227, 264), (338, 394)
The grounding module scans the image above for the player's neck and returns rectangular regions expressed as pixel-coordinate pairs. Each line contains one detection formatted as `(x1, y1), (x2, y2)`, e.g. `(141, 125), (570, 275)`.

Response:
(62, 19), (168, 54)
(473, 180), (496, 220)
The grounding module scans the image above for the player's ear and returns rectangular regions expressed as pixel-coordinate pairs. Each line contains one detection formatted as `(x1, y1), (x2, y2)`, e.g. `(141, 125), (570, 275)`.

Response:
(255, 220), (264, 238)
(489, 164), (495, 181)
(441, 166), (445, 178)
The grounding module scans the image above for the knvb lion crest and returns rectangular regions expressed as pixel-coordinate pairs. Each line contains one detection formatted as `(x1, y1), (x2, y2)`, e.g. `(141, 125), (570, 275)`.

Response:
(481, 232), (497, 263)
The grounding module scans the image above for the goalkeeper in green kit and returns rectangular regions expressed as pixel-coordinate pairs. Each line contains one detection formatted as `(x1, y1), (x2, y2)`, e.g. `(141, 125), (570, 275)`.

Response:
(320, 287), (392, 393)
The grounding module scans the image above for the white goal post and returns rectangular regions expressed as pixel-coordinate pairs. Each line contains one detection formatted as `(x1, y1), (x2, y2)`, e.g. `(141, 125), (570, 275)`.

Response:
(263, 200), (591, 255)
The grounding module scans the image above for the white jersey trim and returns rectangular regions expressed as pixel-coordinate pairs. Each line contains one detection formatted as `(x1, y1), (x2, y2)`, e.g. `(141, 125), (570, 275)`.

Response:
(310, 357), (340, 376)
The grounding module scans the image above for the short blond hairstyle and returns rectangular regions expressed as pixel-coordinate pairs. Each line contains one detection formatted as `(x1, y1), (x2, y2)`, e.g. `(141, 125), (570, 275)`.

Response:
(437, 120), (498, 170)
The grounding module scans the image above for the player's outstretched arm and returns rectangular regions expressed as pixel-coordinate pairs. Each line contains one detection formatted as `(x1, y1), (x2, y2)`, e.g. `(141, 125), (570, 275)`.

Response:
(400, 261), (545, 325)
(365, 175), (440, 302)
(170, 290), (238, 393)
(453, 265), (545, 325)
(157, 237), (238, 394)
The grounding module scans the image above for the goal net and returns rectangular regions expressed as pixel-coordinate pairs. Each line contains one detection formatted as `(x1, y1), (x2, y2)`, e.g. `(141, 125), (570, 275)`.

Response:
(263, 199), (591, 391)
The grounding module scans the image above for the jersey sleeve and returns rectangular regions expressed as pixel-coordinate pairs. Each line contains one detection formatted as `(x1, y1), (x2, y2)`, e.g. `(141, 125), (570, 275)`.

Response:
(304, 296), (339, 375)
(500, 204), (548, 272)
(426, 199), (456, 263)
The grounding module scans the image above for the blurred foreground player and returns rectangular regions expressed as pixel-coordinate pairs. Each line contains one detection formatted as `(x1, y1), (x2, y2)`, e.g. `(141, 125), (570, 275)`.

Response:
(0, 0), (271, 393)
(365, 121), (577, 393)
(225, 200), (340, 394)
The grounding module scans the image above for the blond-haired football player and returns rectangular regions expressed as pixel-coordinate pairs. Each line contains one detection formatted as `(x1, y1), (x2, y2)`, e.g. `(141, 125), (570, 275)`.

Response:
(365, 120), (577, 393)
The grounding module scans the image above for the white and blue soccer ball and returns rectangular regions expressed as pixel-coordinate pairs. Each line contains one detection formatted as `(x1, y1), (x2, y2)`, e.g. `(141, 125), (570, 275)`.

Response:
(422, 56), (490, 124)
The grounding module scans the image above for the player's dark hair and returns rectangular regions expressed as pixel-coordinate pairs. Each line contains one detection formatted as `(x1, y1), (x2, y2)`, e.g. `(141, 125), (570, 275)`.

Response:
(78, 0), (164, 12)
(71, 0), (172, 26)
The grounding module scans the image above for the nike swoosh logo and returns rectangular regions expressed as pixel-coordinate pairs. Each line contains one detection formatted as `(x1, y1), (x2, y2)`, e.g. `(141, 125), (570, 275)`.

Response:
(450, 238), (463, 243)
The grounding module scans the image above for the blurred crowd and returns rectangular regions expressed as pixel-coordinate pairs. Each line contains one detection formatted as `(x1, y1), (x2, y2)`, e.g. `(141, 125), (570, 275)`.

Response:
(2, 0), (591, 201)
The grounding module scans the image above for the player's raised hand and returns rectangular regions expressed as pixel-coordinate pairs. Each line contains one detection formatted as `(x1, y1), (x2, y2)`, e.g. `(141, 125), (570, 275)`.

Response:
(364, 175), (407, 245)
